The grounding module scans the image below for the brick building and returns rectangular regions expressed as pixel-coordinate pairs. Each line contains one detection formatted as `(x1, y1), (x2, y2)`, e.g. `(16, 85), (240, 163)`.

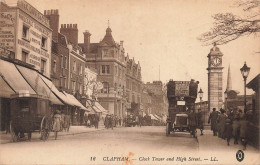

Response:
(125, 56), (142, 115)
(79, 26), (127, 117)
(44, 10), (70, 91)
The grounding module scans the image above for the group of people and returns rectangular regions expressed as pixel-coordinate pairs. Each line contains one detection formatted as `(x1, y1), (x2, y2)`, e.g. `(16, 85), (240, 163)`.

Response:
(208, 107), (251, 150)
(188, 109), (204, 138)
(104, 114), (123, 129)
(84, 114), (99, 129)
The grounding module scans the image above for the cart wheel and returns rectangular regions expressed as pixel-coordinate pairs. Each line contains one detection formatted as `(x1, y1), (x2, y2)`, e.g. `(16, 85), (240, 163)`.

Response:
(10, 120), (18, 142)
(166, 122), (171, 136)
(40, 116), (49, 141)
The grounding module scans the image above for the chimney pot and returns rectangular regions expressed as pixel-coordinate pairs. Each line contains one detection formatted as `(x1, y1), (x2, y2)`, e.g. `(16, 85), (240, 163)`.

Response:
(44, 10), (46, 15)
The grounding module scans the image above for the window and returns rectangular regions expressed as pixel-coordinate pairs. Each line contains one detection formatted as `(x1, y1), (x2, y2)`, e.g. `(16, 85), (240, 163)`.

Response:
(61, 55), (63, 68)
(114, 83), (117, 91)
(79, 84), (82, 94)
(53, 60), (57, 73)
(73, 61), (76, 72)
(101, 65), (110, 74)
(41, 59), (46, 74)
(103, 49), (108, 57)
(64, 77), (67, 88)
(41, 36), (47, 49)
(101, 82), (109, 93)
(72, 81), (76, 91)
(22, 25), (29, 40)
(80, 64), (83, 75)
(64, 56), (67, 69)
(22, 50), (28, 63)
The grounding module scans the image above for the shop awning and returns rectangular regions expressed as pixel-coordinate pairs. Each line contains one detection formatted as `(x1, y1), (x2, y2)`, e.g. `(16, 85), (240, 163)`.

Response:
(16, 65), (63, 105)
(154, 114), (161, 120)
(40, 75), (74, 106)
(150, 114), (159, 120)
(63, 92), (89, 111)
(0, 60), (36, 95)
(94, 102), (107, 113)
(0, 76), (15, 98)
(87, 100), (102, 113)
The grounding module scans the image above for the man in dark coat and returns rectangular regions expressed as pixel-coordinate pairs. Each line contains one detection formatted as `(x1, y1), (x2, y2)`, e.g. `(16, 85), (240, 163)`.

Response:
(208, 108), (219, 136)
(188, 109), (198, 138)
(217, 108), (227, 139)
(197, 109), (204, 135)
(225, 118), (233, 146)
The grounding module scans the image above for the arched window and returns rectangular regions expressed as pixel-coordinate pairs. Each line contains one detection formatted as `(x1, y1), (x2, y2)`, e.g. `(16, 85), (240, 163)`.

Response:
(101, 82), (109, 93)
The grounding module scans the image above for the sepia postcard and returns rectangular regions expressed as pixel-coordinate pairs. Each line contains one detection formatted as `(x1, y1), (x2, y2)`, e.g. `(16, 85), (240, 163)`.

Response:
(0, 0), (259, 164)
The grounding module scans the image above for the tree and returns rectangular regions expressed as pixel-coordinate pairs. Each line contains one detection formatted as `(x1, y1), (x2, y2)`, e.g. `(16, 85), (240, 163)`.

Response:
(198, 0), (260, 46)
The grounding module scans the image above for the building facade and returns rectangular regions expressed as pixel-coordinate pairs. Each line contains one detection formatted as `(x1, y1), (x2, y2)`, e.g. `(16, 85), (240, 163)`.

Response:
(0, 0), (52, 77)
(80, 27), (128, 118)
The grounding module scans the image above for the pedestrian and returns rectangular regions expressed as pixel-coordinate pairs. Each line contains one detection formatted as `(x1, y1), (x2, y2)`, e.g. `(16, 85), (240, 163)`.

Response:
(239, 112), (248, 150)
(197, 109), (204, 135)
(188, 109), (198, 138)
(53, 110), (62, 140)
(60, 111), (65, 132)
(225, 118), (233, 146)
(232, 110), (241, 145)
(217, 108), (227, 139)
(208, 108), (219, 136)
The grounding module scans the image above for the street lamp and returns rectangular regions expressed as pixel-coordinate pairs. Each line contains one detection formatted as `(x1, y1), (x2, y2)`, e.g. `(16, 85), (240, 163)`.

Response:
(224, 89), (228, 110)
(240, 62), (250, 113)
(198, 88), (203, 103)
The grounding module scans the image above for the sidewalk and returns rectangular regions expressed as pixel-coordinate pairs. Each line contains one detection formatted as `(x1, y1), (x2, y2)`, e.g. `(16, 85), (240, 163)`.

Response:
(0, 126), (105, 144)
(197, 129), (258, 152)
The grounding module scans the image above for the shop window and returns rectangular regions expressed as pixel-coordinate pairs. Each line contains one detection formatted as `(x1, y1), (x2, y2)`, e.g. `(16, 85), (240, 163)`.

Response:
(41, 36), (47, 50)
(22, 50), (28, 63)
(41, 59), (46, 74)
(22, 25), (29, 40)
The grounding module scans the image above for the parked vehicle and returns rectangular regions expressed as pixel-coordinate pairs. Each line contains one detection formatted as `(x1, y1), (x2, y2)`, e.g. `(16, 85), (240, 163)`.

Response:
(126, 114), (136, 127)
(9, 94), (54, 142)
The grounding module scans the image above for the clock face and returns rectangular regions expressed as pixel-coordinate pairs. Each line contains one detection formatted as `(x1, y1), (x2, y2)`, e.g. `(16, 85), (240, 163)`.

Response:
(211, 57), (222, 67)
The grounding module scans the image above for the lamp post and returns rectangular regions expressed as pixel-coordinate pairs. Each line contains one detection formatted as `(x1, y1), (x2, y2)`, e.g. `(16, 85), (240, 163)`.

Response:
(240, 62), (250, 113)
(198, 88), (204, 124)
(224, 89), (228, 110)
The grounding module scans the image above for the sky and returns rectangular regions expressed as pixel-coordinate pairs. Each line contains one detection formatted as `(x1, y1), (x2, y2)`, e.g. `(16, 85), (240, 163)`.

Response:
(5, 0), (260, 102)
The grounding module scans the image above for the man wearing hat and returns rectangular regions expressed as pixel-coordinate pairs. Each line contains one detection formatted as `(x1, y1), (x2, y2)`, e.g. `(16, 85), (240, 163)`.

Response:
(208, 108), (219, 136)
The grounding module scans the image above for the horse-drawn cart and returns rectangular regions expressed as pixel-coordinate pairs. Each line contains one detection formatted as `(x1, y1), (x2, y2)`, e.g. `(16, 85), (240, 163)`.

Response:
(9, 93), (54, 142)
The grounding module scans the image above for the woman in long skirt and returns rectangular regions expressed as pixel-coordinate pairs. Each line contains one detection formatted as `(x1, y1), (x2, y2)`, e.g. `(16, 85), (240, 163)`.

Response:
(53, 110), (61, 140)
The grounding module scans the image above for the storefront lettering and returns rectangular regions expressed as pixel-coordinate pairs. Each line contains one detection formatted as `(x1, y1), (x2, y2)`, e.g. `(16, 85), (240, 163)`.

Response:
(30, 29), (41, 39)
(18, 39), (49, 58)
(31, 37), (40, 45)
(17, 0), (49, 27)
(0, 12), (15, 51)
(19, 13), (33, 26)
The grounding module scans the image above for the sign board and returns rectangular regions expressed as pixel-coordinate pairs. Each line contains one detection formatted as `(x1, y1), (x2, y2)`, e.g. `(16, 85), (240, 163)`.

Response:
(175, 81), (190, 96)
(177, 101), (185, 105)
(0, 11), (16, 52)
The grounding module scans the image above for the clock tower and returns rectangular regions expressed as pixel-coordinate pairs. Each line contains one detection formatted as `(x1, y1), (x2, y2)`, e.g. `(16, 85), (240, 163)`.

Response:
(207, 43), (224, 112)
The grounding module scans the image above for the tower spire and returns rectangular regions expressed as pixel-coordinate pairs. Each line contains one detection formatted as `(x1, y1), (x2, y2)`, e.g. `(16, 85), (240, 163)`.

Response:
(226, 64), (232, 91)
(108, 19), (110, 28)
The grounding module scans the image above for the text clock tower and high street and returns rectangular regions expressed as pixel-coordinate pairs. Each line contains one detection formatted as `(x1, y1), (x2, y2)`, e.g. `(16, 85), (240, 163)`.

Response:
(207, 43), (224, 112)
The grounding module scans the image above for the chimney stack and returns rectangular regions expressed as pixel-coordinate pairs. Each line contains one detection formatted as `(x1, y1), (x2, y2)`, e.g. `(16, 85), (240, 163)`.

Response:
(44, 9), (59, 41)
(60, 24), (78, 45)
(83, 30), (91, 53)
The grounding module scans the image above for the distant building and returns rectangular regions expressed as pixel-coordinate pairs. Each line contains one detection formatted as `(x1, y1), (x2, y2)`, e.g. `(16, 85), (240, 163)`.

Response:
(144, 81), (168, 116)
(0, 0), (52, 77)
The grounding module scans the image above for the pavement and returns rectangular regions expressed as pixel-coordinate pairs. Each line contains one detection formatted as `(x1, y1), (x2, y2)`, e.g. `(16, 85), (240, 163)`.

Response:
(0, 120), (109, 144)
(197, 129), (259, 152)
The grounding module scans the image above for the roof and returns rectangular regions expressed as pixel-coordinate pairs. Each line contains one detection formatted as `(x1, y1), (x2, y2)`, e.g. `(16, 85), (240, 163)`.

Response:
(247, 74), (260, 91)
(100, 27), (116, 46)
